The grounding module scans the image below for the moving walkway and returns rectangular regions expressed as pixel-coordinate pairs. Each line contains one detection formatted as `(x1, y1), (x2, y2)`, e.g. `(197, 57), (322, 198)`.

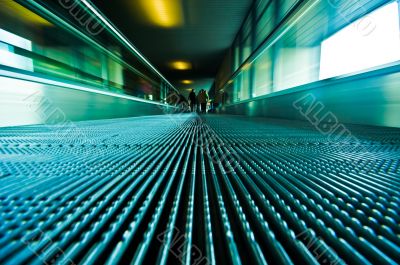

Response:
(0, 114), (399, 264)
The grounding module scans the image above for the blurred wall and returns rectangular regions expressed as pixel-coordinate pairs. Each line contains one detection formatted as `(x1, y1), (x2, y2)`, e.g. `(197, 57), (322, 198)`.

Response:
(221, 66), (400, 128)
(0, 75), (174, 127)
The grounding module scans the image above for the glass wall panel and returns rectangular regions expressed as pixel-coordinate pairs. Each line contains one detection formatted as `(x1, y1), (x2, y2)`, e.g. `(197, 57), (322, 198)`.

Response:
(0, 1), (175, 103)
(234, 41), (241, 71)
(279, 0), (298, 19)
(256, 0), (271, 19)
(253, 50), (273, 97)
(241, 65), (251, 101)
(231, 69), (250, 103)
(273, 44), (320, 92)
(242, 36), (253, 63)
(320, 1), (400, 79)
(255, 2), (275, 47)
(232, 73), (242, 103)
(218, 0), (399, 104)
(241, 15), (253, 62)
(225, 82), (234, 105)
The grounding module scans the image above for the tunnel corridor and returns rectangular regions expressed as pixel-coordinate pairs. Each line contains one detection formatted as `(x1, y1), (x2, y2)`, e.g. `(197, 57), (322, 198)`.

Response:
(1, 0), (400, 264)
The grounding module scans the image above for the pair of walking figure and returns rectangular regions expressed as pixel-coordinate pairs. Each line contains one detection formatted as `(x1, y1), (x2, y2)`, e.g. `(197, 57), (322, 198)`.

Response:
(188, 89), (209, 113)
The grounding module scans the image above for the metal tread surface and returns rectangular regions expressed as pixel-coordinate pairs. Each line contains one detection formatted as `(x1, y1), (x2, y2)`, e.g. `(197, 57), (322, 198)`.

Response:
(0, 114), (399, 265)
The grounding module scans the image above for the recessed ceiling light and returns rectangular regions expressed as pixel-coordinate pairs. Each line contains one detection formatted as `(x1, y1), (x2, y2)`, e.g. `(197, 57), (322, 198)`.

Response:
(181, 80), (194, 84)
(137, 0), (184, 28)
(169, 60), (192, 70)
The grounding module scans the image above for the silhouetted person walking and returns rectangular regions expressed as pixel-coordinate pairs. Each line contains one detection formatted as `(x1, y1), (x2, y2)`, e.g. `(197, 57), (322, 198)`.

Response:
(198, 90), (209, 113)
(203, 90), (209, 113)
(188, 89), (196, 112)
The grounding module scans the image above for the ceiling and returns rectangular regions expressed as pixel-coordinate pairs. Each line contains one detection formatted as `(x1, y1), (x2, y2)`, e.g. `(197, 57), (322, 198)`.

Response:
(91, 0), (253, 91)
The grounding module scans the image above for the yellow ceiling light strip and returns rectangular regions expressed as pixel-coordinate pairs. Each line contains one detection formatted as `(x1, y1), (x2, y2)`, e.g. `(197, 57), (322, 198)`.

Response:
(169, 60), (192, 70)
(138, 0), (184, 28)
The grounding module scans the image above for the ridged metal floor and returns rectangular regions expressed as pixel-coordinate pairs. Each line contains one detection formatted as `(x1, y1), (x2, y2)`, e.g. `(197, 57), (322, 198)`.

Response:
(0, 114), (399, 265)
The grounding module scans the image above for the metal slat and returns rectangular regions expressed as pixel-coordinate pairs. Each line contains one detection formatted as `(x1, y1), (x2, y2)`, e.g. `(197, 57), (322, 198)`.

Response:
(0, 113), (399, 265)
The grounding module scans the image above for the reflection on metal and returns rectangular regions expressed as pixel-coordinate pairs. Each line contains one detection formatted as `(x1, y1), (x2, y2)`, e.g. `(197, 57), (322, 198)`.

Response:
(1, 1), (53, 26)
(169, 60), (192, 70)
(137, 0), (184, 28)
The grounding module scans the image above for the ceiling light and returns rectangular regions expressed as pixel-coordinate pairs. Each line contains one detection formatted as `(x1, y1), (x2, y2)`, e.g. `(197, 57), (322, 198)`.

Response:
(181, 80), (193, 85)
(169, 60), (192, 70)
(137, 0), (184, 28)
